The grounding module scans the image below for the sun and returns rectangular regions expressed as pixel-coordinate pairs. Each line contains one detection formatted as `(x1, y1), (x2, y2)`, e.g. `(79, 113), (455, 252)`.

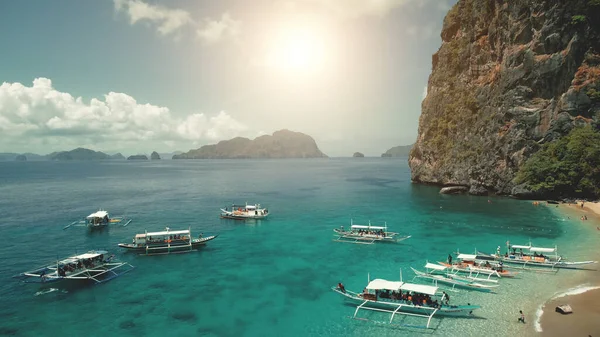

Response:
(266, 25), (327, 74)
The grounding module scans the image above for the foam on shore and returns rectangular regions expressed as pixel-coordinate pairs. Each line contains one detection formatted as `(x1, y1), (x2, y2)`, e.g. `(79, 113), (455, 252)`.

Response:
(534, 284), (600, 332)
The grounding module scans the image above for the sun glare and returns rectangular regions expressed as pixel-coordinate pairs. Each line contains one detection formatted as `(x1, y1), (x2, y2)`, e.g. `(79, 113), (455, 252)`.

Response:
(266, 25), (328, 74)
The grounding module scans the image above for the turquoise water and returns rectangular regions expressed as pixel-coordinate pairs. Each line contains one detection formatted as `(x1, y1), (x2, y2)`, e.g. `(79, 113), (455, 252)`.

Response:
(0, 158), (597, 336)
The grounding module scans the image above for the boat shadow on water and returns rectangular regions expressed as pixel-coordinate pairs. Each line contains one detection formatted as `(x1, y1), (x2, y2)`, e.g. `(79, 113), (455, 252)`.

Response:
(340, 301), (487, 332)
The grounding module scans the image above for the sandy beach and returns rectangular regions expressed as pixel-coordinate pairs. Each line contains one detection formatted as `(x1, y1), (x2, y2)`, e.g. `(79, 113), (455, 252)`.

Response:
(539, 201), (600, 336)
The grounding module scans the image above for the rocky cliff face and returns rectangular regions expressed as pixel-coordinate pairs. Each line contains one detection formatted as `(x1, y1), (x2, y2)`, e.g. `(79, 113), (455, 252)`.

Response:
(409, 0), (600, 196)
(173, 130), (328, 159)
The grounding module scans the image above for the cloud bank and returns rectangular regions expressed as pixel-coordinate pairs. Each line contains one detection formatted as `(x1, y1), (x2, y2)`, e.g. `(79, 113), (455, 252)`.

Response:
(0, 78), (247, 152)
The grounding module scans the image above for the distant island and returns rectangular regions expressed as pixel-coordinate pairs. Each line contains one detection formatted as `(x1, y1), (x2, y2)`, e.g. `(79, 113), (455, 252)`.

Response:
(0, 152), (47, 161)
(0, 149), (177, 161)
(353, 152), (364, 158)
(47, 148), (110, 161)
(173, 129), (328, 159)
(127, 155), (148, 160)
(381, 144), (413, 157)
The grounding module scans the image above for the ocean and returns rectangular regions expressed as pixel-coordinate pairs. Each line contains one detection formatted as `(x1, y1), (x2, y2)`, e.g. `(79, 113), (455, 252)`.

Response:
(0, 158), (597, 337)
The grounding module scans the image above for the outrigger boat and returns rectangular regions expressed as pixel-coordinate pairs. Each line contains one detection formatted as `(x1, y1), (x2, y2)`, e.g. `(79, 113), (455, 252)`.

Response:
(333, 220), (411, 245)
(220, 203), (269, 220)
(438, 254), (518, 278)
(63, 210), (132, 230)
(480, 241), (598, 270)
(14, 250), (134, 285)
(332, 276), (480, 329)
(411, 263), (498, 293)
(118, 227), (217, 255)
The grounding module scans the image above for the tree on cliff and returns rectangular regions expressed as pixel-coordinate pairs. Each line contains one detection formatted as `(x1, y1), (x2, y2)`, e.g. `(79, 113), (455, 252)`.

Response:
(515, 125), (600, 198)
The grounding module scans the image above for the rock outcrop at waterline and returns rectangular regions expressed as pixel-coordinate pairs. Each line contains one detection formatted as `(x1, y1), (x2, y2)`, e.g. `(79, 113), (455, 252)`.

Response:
(409, 0), (600, 197)
(173, 130), (328, 159)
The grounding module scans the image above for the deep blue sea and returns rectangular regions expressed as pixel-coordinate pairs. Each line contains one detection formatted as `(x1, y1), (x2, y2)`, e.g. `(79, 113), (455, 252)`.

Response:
(0, 158), (597, 337)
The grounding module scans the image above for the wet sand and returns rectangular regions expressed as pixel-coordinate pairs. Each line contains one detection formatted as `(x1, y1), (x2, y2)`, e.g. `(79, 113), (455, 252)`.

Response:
(539, 201), (600, 336)
(539, 288), (600, 336)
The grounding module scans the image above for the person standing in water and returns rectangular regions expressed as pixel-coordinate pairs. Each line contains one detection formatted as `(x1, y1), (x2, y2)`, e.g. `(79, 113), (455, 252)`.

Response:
(518, 310), (525, 323)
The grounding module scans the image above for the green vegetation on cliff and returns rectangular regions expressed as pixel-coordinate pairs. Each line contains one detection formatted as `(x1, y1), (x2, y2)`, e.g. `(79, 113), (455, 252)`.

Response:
(516, 125), (600, 198)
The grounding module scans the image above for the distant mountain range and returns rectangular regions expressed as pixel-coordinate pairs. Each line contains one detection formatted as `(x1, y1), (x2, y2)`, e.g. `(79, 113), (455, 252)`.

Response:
(173, 129), (327, 159)
(381, 144), (413, 157)
(0, 130), (328, 161)
(0, 148), (181, 161)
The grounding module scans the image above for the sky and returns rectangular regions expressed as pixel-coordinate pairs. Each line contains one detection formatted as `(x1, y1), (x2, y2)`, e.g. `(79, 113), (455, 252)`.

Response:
(0, 0), (456, 156)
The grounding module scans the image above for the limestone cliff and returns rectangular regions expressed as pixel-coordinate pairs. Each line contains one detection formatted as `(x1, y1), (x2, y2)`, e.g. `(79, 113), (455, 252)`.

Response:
(150, 151), (161, 160)
(409, 0), (600, 196)
(173, 130), (327, 159)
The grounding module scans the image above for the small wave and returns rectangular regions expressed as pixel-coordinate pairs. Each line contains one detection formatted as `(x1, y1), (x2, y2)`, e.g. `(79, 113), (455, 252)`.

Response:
(534, 284), (600, 332)
(551, 284), (600, 299)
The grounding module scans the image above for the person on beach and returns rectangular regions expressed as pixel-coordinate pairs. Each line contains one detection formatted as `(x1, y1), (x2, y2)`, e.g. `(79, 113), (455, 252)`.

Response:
(518, 310), (525, 323)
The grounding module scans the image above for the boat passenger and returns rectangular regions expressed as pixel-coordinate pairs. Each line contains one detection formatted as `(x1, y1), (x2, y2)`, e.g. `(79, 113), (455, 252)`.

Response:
(337, 283), (346, 293)
(448, 254), (453, 264)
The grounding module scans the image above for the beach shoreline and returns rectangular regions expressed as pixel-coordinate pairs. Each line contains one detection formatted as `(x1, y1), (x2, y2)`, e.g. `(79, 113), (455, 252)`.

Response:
(538, 201), (600, 336)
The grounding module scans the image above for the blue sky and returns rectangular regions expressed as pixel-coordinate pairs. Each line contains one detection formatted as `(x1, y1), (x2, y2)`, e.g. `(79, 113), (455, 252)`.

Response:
(0, 0), (456, 156)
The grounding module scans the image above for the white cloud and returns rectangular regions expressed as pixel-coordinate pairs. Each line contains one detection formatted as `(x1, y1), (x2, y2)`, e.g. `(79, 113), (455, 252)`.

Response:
(197, 12), (241, 44)
(113, 0), (192, 36)
(113, 0), (241, 44)
(0, 78), (248, 152)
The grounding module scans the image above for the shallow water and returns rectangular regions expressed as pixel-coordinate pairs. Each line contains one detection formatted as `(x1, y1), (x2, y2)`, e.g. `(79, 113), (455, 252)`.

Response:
(0, 158), (597, 337)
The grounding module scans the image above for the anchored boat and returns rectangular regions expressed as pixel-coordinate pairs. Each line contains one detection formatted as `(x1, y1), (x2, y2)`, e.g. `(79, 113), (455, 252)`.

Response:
(63, 209), (132, 230)
(14, 250), (134, 285)
(438, 254), (518, 278)
(220, 203), (269, 220)
(411, 263), (498, 293)
(332, 277), (480, 329)
(333, 220), (411, 244)
(118, 227), (217, 255)
(481, 241), (597, 270)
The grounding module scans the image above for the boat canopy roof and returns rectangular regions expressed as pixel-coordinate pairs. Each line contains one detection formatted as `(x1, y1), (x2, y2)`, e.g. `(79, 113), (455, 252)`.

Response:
(366, 279), (403, 291)
(142, 229), (190, 237)
(231, 204), (260, 209)
(87, 211), (108, 219)
(365, 279), (439, 295)
(511, 244), (531, 249)
(425, 263), (447, 271)
(351, 225), (385, 230)
(457, 254), (477, 260)
(530, 247), (556, 253)
(60, 250), (108, 263)
(400, 282), (438, 296)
